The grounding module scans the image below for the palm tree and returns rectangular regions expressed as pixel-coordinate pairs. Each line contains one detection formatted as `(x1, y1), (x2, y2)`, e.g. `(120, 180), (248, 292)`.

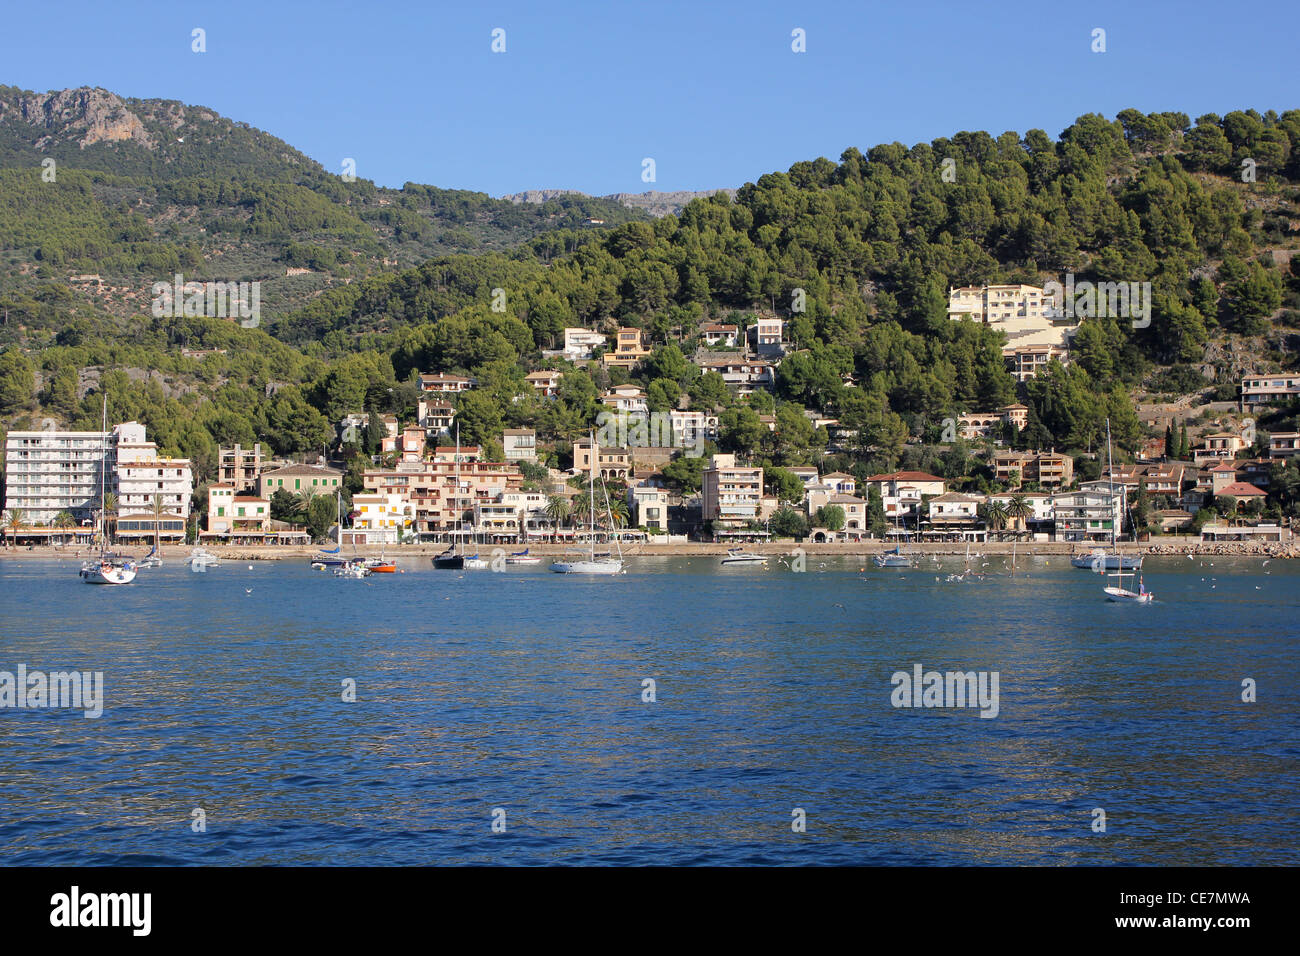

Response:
(570, 493), (597, 534)
(982, 500), (1009, 540)
(101, 492), (118, 544)
(545, 495), (571, 541)
(4, 508), (23, 547)
(1005, 495), (1032, 538)
(605, 497), (629, 530)
(53, 510), (75, 545)
(151, 494), (166, 552)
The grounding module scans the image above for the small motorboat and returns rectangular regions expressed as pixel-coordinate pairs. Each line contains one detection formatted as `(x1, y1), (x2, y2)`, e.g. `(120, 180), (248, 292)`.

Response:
(334, 560), (372, 578)
(720, 548), (767, 565)
(188, 547), (220, 569)
(505, 548), (542, 565)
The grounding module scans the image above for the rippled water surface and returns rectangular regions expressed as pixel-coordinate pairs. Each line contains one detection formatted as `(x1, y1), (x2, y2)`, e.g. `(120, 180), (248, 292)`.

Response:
(1, 553), (1296, 865)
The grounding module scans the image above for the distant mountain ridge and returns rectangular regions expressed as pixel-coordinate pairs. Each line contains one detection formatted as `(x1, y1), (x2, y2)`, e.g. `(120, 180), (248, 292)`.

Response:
(503, 188), (738, 217)
(0, 85), (649, 320)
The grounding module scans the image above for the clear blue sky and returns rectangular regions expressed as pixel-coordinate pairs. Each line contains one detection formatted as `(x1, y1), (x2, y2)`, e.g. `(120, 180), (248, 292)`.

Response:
(3, 0), (1297, 196)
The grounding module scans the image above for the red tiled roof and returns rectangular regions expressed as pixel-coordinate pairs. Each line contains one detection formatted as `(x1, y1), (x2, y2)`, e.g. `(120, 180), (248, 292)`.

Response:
(1215, 482), (1266, 497)
(866, 471), (945, 482)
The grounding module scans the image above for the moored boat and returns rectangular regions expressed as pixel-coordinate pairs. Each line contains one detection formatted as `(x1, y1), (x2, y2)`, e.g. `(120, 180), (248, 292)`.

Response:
(721, 548), (767, 565)
(874, 546), (914, 568)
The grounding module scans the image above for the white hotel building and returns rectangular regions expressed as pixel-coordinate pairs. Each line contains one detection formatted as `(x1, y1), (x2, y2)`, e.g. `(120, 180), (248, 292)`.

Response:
(112, 422), (194, 538)
(3, 422), (192, 533)
(3, 428), (111, 525)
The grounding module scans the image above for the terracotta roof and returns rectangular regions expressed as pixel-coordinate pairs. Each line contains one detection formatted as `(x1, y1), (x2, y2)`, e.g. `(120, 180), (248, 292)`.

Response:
(1215, 482), (1267, 497)
(866, 471), (945, 482)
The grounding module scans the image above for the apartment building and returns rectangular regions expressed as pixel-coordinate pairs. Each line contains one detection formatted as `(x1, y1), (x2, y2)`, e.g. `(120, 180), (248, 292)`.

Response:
(3, 427), (110, 525)
(1193, 432), (1245, 464)
(417, 399), (456, 436)
(476, 489), (549, 539)
(669, 409), (720, 444)
(218, 442), (264, 493)
(702, 454), (763, 526)
(696, 359), (776, 394)
(111, 422), (194, 531)
(383, 426), (426, 462)
(363, 459), (521, 537)
(418, 372), (475, 394)
(1239, 374), (1300, 413)
(863, 471), (947, 522)
(629, 485), (670, 531)
(562, 327), (607, 360)
(600, 384), (649, 416)
(925, 492), (982, 532)
(572, 439), (631, 481)
(205, 487), (270, 538)
(1269, 432), (1300, 459)
(1049, 490), (1123, 543)
(701, 323), (739, 347)
(957, 404), (1029, 440)
(948, 284), (1053, 324)
(1005, 344), (1068, 383)
(526, 370), (561, 397)
(602, 327), (652, 369)
(992, 450), (1074, 488)
(748, 317), (784, 356)
(503, 429), (538, 462)
(826, 493), (867, 532)
(1100, 462), (1186, 496)
(260, 463), (344, 500)
(350, 491), (413, 544)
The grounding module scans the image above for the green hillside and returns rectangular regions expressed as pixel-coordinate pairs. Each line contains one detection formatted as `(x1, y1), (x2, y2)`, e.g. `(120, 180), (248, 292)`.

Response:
(3, 101), (1300, 526)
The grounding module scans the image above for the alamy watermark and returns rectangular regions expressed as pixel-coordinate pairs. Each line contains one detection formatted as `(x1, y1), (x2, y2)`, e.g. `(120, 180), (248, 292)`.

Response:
(595, 411), (706, 457)
(890, 663), (999, 718)
(0, 665), (103, 718)
(151, 273), (261, 328)
(1043, 273), (1150, 329)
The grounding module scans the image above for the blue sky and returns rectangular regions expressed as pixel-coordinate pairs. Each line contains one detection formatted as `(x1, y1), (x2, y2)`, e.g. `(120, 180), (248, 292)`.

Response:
(3, 0), (1297, 196)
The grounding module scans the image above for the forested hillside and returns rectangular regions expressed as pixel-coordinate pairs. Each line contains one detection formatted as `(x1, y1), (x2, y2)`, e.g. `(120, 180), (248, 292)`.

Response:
(2, 103), (1299, 507)
(0, 86), (648, 319)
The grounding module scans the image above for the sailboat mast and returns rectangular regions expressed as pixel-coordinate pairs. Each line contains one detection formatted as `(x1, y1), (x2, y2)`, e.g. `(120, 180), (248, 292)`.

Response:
(455, 422), (461, 555)
(589, 430), (596, 561)
(99, 392), (108, 554)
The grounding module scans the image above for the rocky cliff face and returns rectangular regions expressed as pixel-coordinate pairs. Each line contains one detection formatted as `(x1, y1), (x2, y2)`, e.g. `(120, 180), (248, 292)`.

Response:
(503, 188), (737, 217)
(4, 87), (153, 149)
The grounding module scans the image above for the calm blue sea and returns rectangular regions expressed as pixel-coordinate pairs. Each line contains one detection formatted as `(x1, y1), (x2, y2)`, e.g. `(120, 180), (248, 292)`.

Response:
(0, 552), (1296, 865)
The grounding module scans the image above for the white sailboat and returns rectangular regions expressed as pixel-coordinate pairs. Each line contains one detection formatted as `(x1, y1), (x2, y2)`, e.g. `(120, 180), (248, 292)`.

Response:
(433, 424), (487, 569)
(80, 393), (138, 585)
(1101, 419), (1153, 604)
(550, 432), (625, 575)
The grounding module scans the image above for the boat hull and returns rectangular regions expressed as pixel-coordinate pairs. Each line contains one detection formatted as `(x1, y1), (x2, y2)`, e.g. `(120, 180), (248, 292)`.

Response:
(432, 554), (464, 570)
(549, 560), (624, 575)
(1073, 554), (1143, 571)
(1105, 586), (1153, 603)
(80, 564), (137, 585)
